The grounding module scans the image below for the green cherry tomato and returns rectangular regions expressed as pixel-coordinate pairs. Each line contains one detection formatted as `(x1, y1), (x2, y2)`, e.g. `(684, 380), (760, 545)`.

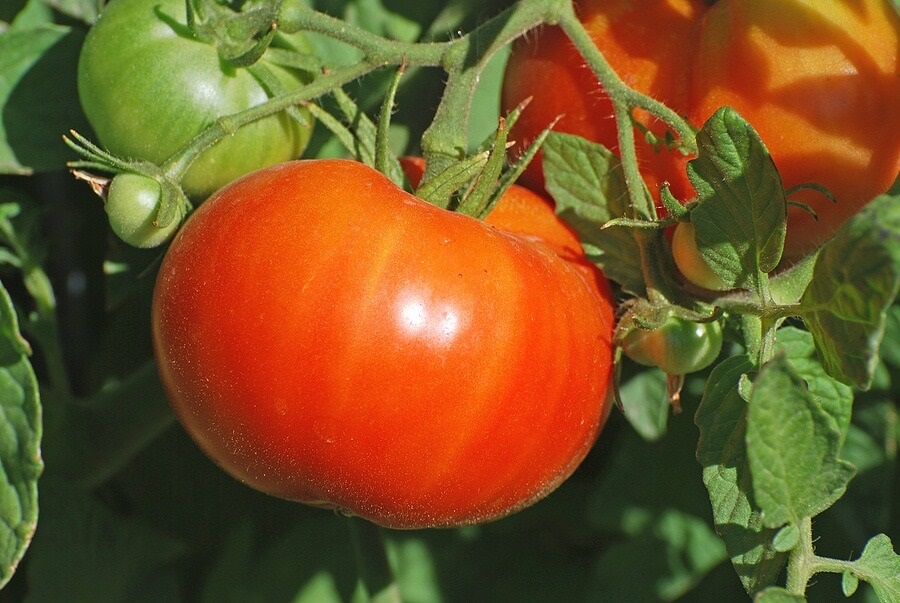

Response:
(105, 173), (180, 248)
(77, 0), (315, 199)
(622, 316), (723, 376)
(671, 222), (730, 291)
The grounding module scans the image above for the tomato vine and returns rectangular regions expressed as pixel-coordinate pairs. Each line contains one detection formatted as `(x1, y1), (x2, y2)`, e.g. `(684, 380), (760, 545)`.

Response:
(1, 0), (898, 600)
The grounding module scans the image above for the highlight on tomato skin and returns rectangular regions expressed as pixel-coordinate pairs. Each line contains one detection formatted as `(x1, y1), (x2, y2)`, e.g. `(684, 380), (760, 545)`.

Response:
(151, 159), (616, 529)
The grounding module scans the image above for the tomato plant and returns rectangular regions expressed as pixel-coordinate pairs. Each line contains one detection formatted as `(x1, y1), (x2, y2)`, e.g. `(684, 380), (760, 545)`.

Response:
(77, 0), (315, 199)
(621, 316), (723, 376)
(3, 0), (899, 600)
(501, 0), (707, 199)
(151, 159), (616, 529)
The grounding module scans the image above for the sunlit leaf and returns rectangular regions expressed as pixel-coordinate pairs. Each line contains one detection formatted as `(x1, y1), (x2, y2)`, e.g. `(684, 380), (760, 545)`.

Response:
(801, 193), (900, 389)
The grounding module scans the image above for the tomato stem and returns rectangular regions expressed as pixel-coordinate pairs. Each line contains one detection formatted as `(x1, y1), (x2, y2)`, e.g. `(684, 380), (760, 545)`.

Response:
(785, 517), (815, 594)
(161, 60), (379, 183)
(784, 517), (860, 596)
(0, 216), (72, 406)
(554, 2), (698, 165)
(279, 1), (446, 67)
(419, 0), (562, 192)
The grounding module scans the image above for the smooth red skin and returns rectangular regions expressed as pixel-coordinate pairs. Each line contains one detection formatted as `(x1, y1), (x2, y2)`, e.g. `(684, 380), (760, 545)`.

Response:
(501, 0), (707, 199)
(686, 0), (900, 259)
(152, 159), (615, 529)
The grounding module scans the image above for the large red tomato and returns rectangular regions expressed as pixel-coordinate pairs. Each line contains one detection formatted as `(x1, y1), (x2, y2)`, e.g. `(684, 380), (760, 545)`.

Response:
(501, 0), (707, 199)
(152, 159), (615, 529)
(687, 0), (900, 258)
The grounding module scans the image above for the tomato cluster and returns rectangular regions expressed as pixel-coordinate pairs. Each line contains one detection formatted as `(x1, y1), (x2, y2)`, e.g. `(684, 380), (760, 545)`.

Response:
(152, 159), (616, 529)
(503, 0), (900, 259)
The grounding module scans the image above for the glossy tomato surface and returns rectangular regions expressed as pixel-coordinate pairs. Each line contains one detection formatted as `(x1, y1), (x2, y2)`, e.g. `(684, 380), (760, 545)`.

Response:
(688, 0), (900, 258)
(501, 0), (707, 198)
(152, 159), (615, 529)
(78, 0), (314, 199)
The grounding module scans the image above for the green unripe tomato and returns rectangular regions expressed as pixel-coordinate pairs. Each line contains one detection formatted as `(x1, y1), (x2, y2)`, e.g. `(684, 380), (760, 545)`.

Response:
(77, 0), (315, 199)
(105, 174), (180, 248)
(671, 222), (730, 291)
(622, 316), (723, 376)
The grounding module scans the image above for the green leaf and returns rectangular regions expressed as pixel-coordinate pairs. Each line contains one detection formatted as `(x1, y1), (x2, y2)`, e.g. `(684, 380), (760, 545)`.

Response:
(414, 151), (489, 206)
(201, 516), (360, 602)
(687, 106), (787, 292)
(774, 327), (853, 447)
(333, 87), (379, 166)
(695, 355), (787, 595)
(591, 509), (727, 602)
(542, 132), (644, 295)
(849, 534), (900, 602)
(801, 193), (900, 390)
(753, 586), (807, 602)
(826, 396), (897, 547)
(0, 23), (90, 174)
(42, 0), (100, 24)
(769, 251), (819, 306)
(0, 282), (42, 589)
(42, 361), (176, 488)
(771, 524), (800, 553)
(747, 354), (856, 529)
(5, 0), (52, 29)
(842, 570), (860, 597)
(879, 302), (900, 370)
(618, 369), (670, 442)
(0, 278), (30, 363)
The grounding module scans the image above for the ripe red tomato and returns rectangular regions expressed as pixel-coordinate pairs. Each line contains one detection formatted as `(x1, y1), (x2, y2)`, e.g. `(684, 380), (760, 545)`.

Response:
(686, 0), (900, 258)
(501, 0), (707, 199)
(503, 0), (899, 260)
(152, 159), (615, 529)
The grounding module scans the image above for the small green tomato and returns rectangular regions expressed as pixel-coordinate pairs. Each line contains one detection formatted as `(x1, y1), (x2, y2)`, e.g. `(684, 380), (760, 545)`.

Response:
(105, 173), (180, 248)
(622, 316), (723, 375)
(671, 222), (730, 291)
